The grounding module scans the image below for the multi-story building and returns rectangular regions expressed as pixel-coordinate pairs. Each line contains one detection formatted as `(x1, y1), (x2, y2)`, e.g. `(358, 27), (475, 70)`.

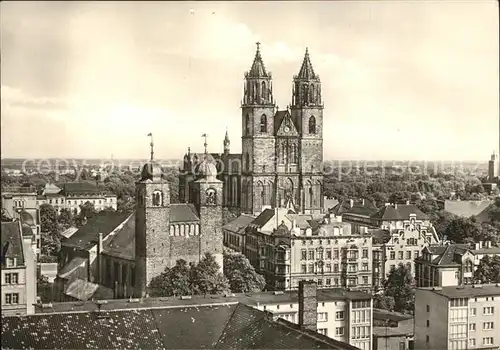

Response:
(2, 185), (41, 258)
(179, 44), (325, 216)
(415, 284), (500, 350)
(248, 283), (373, 350)
(1, 221), (37, 316)
(330, 198), (379, 233)
(241, 207), (373, 291)
(36, 182), (117, 214)
(371, 213), (440, 290)
(415, 241), (500, 288)
(222, 213), (255, 253)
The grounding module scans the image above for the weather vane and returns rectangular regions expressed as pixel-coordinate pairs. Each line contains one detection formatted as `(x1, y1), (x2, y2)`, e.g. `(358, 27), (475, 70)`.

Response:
(147, 133), (154, 161)
(202, 133), (208, 154)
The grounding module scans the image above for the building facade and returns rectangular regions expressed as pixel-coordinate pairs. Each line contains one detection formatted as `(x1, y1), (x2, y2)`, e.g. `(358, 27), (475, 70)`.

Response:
(415, 242), (500, 288)
(1, 222), (37, 316)
(36, 182), (117, 214)
(249, 285), (373, 350)
(2, 185), (41, 258)
(415, 285), (500, 350)
(179, 44), (325, 216)
(239, 208), (373, 292)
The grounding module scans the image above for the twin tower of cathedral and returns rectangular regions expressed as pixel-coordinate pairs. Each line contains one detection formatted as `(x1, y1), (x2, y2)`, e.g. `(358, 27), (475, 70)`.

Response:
(180, 43), (325, 216)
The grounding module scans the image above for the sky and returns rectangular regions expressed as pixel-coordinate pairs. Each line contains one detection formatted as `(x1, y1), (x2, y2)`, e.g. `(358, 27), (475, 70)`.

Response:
(1, 1), (498, 161)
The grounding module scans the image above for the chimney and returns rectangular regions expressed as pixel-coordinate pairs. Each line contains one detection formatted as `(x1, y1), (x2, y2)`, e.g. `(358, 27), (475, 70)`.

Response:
(97, 233), (103, 284)
(361, 198), (365, 206)
(480, 241), (484, 248)
(394, 204), (398, 210)
(298, 280), (317, 332)
(349, 199), (354, 208)
(406, 200), (410, 205)
(475, 242), (480, 250)
(486, 241), (492, 249)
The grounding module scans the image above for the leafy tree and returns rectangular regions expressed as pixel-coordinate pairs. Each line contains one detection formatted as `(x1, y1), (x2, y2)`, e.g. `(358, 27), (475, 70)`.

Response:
(149, 259), (193, 297)
(223, 249), (265, 293)
(383, 264), (415, 314)
(40, 232), (61, 256)
(191, 253), (229, 295)
(474, 255), (500, 284)
(222, 208), (237, 225)
(374, 294), (396, 312)
(388, 191), (411, 204)
(444, 217), (482, 244)
(40, 204), (58, 234)
(74, 201), (97, 227)
(58, 208), (74, 230)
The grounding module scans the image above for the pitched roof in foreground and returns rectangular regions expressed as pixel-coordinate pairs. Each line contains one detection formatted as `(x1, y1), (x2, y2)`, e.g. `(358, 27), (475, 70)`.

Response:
(1, 302), (359, 350)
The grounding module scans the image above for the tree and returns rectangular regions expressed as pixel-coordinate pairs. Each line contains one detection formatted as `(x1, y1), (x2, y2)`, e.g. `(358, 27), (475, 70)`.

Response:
(75, 201), (97, 226)
(191, 253), (229, 295)
(374, 294), (396, 312)
(474, 255), (500, 284)
(40, 232), (61, 256)
(58, 208), (74, 230)
(149, 259), (193, 297)
(223, 249), (265, 293)
(444, 217), (482, 244)
(40, 204), (58, 234)
(222, 208), (237, 225)
(383, 264), (415, 314)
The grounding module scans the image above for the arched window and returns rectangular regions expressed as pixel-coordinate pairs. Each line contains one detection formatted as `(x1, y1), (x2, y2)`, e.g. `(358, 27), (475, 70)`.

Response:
(152, 191), (162, 207)
(246, 153), (250, 171)
(282, 143), (287, 163)
(308, 116), (316, 134)
(253, 82), (258, 100)
(303, 84), (308, 104)
(309, 186), (313, 208)
(245, 114), (250, 135)
(465, 260), (473, 273)
(260, 114), (267, 132)
(310, 84), (315, 104)
(261, 81), (266, 100)
(291, 144), (297, 164)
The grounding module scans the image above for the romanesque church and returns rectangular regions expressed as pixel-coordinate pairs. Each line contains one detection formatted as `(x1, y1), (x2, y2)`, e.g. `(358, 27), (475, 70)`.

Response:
(179, 44), (325, 216)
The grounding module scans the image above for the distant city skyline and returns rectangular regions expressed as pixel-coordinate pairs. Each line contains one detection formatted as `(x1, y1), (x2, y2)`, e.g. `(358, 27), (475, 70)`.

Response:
(1, 1), (498, 161)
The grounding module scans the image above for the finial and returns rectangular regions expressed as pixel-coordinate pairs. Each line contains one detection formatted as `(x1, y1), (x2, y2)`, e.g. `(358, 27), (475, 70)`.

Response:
(202, 133), (208, 155)
(147, 133), (154, 161)
(305, 47), (309, 55)
(256, 42), (261, 51)
(188, 146), (191, 155)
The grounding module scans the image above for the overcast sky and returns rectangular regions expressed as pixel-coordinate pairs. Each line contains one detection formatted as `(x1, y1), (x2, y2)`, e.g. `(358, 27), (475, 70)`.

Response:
(1, 1), (498, 161)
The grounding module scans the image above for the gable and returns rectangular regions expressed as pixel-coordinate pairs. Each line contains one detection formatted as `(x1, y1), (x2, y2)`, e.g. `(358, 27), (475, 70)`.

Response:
(275, 111), (299, 137)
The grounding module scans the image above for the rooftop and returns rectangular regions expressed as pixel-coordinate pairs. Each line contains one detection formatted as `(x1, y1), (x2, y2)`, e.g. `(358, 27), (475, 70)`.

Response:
(1, 221), (32, 266)
(371, 204), (428, 221)
(422, 284), (500, 299)
(2, 301), (359, 350)
(223, 214), (255, 234)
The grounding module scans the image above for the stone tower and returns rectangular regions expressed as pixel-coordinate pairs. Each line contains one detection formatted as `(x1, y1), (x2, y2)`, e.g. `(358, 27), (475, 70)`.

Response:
(290, 48), (324, 214)
(191, 150), (224, 271)
(241, 42), (277, 214)
(134, 137), (171, 297)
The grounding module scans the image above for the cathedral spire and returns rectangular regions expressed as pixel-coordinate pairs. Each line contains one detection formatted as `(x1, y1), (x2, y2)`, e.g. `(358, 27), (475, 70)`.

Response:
(297, 47), (317, 80)
(248, 42), (270, 78)
(223, 128), (230, 155)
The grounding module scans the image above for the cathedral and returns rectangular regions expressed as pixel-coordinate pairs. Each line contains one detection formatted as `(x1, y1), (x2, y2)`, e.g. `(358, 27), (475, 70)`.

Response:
(179, 43), (325, 216)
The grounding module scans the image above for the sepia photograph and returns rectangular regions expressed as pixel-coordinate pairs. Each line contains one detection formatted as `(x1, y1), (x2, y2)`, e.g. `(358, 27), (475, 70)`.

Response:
(1, 1), (499, 349)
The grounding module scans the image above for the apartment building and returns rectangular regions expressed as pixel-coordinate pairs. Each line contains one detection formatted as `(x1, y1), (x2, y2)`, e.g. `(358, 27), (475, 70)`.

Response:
(222, 213), (255, 253)
(248, 284), (373, 350)
(2, 185), (41, 258)
(240, 208), (373, 291)
(371, 215), (440, 290)
(415, 241), (500, 288)
(1, 221), (37, 316)
(329, 198), (379, 234)
(415, 284), (500, 350)
(37, 182), (117, 214)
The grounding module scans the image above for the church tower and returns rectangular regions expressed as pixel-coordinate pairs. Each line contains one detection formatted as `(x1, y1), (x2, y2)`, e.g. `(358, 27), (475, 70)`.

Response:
(290, 48), (324, 214)
(241, 42), (277, 214)
(191, 141), (224, 271)
(134, 135), (171, 297)
(223, 129), (230, 156)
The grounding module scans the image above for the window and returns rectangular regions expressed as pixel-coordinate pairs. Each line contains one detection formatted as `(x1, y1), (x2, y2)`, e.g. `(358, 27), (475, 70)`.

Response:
(335, 311), (344, 320)
(11, 273), (18, 284)
(362, 263), (369, 271)
(245, 114), (250, 135)
(406, 251), (412, 259)
(335, 327), (345, 336)
(308, 264), (314, 273)
(362, 249), (368, 258)
(398, 251), (404, 260)
(483, 337), (494, 345)
(301, 249), (307, 260)
(484, 307), (494, 315)
(5, 293), (19, 305)
(414, 250), (419, 259)
(152, 191), (162, 207)
(390, 251), (395, 260)
(469, 323), (476, 331)
(426, 335), (429, 343)
(318, 328), (327, 336)
(426, 305), (430, 312)
(260, 115), (267, 132)
(6, 258), (15, 268)
(469, 338), (476, 347)
(326, 263), (331, 272)
(326, 278), (331, 285)
(308, 116), (316, 134)
(426, 320), (430, 327)
(399, 342), (406, 350)
(483, 322), (494, 330)
(317, 312), (328, 322)
(333, 264), (339, 273)
(362, 276), (368, 285)
(308, 250), (314, 260)
(326, 249), (332, 259)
